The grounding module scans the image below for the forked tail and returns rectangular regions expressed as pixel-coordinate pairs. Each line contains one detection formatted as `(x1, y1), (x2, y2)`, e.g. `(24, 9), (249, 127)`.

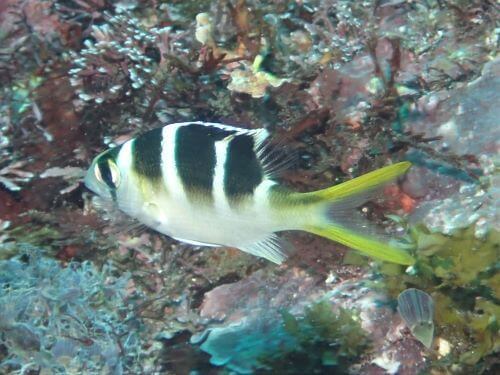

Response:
(295, 162), (415, 265)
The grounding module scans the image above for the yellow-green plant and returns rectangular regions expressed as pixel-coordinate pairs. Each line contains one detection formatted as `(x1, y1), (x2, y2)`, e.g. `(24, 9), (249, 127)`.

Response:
(375, 225), (499, 371)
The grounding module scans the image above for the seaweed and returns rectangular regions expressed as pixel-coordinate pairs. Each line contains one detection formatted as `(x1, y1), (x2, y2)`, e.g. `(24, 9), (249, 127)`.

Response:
(375, 225), (500, 371)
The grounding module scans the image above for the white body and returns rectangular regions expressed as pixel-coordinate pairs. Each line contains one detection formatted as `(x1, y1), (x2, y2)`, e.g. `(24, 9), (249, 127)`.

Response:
(108, 127), (306, 256)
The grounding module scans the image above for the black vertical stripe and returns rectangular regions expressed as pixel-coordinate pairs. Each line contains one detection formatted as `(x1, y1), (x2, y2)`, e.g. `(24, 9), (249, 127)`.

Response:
(132, 127), (163, 180)
(175, 124), (235, 197)
(224, 134), (263, 200)
(96, 145), (122, 201)
(97, 160), (115, 189)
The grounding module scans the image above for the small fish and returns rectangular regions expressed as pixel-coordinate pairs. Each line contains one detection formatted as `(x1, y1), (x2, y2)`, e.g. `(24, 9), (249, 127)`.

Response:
(85, 122), (415, 265)
(398, 288), (434, 348)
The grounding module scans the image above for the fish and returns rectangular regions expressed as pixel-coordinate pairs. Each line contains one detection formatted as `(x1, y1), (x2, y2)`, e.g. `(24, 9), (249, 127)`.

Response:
(84, 121), (415, 265)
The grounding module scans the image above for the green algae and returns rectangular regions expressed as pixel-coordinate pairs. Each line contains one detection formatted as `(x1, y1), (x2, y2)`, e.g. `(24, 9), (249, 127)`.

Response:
(374, 225), (499, 370)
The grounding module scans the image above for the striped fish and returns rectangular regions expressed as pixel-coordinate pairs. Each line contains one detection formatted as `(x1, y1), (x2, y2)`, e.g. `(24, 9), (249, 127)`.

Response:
(85, 121), (415, 265)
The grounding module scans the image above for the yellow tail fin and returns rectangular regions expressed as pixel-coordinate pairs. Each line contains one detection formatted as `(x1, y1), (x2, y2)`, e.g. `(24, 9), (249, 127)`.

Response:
(309, 161), (412, 201)
(307, 225), (415, 265)
(298, 162), (415, 265)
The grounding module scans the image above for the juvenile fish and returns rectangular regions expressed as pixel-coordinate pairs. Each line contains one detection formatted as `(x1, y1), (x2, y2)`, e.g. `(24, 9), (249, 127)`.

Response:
(85, 122), (414, 265)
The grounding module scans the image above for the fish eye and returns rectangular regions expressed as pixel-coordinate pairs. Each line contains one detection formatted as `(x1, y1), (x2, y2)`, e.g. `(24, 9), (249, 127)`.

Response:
(94, 163), (104, 183)
(94, 158), (121, 189)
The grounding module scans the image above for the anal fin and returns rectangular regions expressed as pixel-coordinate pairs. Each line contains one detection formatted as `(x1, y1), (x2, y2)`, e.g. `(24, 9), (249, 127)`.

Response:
(238, 234), (291, 264)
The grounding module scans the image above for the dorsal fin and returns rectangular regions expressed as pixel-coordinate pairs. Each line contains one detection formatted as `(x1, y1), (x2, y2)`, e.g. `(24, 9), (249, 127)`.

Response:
(256, 139), (297, 179)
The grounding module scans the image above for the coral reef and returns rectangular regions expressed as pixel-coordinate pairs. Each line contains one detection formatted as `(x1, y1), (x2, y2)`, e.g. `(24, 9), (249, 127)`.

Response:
(0, 0), (498, 373)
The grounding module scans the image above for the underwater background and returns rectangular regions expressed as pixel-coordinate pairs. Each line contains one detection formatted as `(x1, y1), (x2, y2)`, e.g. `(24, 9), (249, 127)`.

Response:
(0, 1), (498, 374)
